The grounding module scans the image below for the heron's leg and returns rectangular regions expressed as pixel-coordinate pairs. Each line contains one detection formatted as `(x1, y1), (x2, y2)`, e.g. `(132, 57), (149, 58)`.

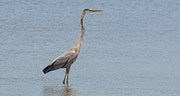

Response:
(63, 73), (66, 84)
(66, 65), (71, 84)
(66, 73), (69, 84)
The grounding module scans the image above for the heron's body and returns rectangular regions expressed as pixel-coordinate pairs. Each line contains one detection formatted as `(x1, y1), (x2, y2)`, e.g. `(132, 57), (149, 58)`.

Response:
(43, 9), (102, 84)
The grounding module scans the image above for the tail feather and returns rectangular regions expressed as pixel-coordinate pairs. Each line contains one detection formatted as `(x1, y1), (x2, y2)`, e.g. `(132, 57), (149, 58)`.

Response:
(43, 58), (67, 74)
(43, 64), (53, 74)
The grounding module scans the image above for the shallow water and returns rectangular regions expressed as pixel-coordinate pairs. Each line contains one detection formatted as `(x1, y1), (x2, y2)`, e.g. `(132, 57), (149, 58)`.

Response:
(0, 0), (180, 96)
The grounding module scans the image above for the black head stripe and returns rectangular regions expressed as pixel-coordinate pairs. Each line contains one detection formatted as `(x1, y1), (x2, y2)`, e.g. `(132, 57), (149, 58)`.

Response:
(83, 9), (90, 12)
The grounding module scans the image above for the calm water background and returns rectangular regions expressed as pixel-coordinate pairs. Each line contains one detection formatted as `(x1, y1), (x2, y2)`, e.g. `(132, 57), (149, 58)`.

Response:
(0, 0), (180, 96)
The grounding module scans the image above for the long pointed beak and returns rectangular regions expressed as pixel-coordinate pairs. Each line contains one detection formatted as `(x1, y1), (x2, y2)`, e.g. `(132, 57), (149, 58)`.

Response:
(91, 10), (103, 12)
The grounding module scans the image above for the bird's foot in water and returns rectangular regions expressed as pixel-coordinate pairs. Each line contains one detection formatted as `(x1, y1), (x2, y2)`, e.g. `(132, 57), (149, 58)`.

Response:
(63, 81), (68, 84)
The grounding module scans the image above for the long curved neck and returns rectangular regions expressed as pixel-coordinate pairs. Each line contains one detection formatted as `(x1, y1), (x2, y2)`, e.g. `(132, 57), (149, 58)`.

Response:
(75, 12), (85, 52)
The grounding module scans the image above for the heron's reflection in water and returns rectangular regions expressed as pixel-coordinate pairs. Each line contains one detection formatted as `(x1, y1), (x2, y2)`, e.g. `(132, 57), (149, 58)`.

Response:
(43, 85), (78, 96)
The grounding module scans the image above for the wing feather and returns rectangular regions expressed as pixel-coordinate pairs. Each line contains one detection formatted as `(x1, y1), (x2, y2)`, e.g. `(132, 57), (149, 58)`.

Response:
(43, 48), (78, 74)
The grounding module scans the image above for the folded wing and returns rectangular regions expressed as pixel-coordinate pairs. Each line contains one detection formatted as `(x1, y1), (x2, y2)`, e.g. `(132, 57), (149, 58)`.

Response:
(43, 48), (78, 74)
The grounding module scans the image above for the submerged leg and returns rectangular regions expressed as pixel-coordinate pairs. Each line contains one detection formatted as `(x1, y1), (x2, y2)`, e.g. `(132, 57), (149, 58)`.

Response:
(63, 73), (67, 84)
(66, 73), (69, 84)
(66, 65), (71, 84)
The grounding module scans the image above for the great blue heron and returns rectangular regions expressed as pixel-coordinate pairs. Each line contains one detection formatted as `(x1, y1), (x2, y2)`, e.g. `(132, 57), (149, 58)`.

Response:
(43, 9), (102, 84)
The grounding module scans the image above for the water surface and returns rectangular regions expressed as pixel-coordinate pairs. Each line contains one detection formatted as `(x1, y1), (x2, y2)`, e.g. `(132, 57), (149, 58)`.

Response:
(0, 0), (180, 96)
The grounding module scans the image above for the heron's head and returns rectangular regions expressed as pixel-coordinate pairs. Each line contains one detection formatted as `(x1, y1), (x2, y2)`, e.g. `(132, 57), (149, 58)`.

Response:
(83, 8), (103, 14)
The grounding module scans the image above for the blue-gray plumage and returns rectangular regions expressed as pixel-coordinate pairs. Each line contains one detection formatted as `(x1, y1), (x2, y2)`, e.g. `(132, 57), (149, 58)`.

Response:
(43, 9), (102, 84)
